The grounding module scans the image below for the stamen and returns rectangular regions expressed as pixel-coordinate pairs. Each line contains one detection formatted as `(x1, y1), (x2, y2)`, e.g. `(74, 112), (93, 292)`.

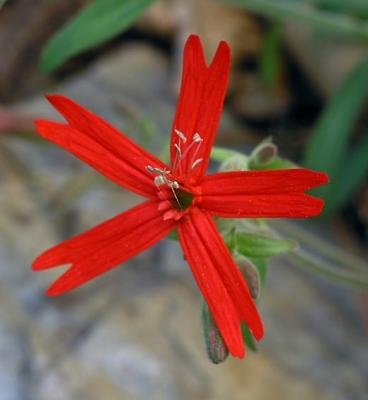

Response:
(191, 158), (203, 170)
(146, 165), (170, 175)
(175, 129), (187, 143)
(174, 143), (182, 157)
(193, 132), (203, 143)
(154, 175), (166, 187)
(169, 182), (182, 208)
(146, 164), (182, 207)
(172, 130), (204, 176)
(188, 135), (203, 170)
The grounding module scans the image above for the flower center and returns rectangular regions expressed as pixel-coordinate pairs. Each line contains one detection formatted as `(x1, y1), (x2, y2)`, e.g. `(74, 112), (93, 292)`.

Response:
(174, 188), (193, 210)
(146, 165), (194, 220)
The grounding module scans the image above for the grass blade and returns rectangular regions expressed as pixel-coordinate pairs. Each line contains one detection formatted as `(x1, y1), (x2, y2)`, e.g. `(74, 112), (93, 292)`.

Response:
(41, 0), (154, 73)
(332, 134), (368, 211)
(221, 0), (368, 40)
(303, 51), (368, 214)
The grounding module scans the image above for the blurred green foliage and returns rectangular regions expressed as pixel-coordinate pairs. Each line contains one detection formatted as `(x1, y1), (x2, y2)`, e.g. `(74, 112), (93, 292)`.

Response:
(304, 52), (368, 216)
(222, 0), (368, 39)
(41, 0), (154, 73)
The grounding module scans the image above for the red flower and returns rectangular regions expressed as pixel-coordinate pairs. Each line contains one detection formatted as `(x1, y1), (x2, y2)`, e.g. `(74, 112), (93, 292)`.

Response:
(33, 35), (328, 358)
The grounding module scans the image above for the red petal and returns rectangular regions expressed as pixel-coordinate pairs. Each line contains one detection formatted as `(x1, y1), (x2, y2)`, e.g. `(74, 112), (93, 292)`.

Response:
(170, 35), (230, 182)
(36, 95), (168, 198)
(178, 208), (264, 357)
(200, 169), (329, 218)
(33, 200), (176, 295)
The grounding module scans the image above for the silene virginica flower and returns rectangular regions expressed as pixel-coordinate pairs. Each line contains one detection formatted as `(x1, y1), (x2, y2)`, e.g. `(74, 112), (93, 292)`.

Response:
(33, 35), (328, 358)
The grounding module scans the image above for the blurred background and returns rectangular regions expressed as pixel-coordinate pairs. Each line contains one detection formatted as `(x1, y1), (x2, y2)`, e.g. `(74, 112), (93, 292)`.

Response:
(0, 0), (367, 399)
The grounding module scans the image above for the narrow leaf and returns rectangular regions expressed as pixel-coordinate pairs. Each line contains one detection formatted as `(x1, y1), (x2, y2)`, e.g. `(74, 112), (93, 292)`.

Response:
(312, 0), (368, 17)
(221, 0), (368, 40)
(41, 0), (154, 73)
(332, 134), (368, 211)
(241, 322), (257, 352)
(259, 25), (282, 87)
(290, 250), (368, 290)
(236, 233), (297, 258)
(304, 51), (368, 214)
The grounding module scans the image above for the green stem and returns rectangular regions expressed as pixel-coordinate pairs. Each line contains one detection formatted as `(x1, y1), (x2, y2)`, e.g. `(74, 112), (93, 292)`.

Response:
(290, 250), (368, 290)
(271, 220), (368, 273)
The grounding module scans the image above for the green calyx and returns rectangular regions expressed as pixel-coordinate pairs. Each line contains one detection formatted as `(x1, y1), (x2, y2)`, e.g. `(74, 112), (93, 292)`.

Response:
(175, 189), (194, 211)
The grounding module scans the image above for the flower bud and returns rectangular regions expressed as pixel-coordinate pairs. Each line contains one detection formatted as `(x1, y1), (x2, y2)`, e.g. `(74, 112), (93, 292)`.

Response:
(233, 252), (261, 300)
(249, 141), (278, 167)
(201, 301), (229, 364)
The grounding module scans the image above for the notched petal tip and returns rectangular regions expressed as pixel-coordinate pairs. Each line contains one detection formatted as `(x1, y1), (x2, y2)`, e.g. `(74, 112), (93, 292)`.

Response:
(315, 171), (330, 186)
(45, 287), (60, 297)
(307, 196), (325, 217)
(46, 283), (67, 297)
(252, 322), (265, 341)
(186, 34), (201, 44)
(34, 118), (57, 134)
(32, 254), (50, 271)
(45, 93), (67, 106)
(34, 119), (48, 136)
(210, 40), (231, 70)
(217, 40), (231, 58)
(184, 34), (203, 55)
(231, 343), (246, 359)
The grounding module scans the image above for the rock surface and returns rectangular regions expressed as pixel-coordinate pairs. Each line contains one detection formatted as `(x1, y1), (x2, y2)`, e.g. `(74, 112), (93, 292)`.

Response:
(0, 43), (367, 399)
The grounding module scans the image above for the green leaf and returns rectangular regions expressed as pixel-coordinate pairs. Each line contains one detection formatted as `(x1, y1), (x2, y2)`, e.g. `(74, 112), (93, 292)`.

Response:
(167, 229), (179, 241)
(211, 146), (249, 171)
(259, 25), (282, 87)
(250, 156), (295, 170)
(312, 0), (368, 17)
(219, 156), (249, 172)
(41, 0), (154, 73)
(220, 0), (368, 40)
(0, 0), (8, 8)
(211, 146), (245, 162)
(236, 233), (297, 258)
(331, 134), (368, 211)
(249, 257), (268, 288)
(303, 51), (368, 214)
(241, 323), (258, 352)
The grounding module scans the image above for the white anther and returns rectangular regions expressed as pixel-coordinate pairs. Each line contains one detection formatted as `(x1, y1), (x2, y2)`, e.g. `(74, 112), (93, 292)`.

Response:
(146, 166), (170, 175)
(154, 175), (166, 187)
(175, 129), (187, 143)
(191, 158), (203, 170)
(192, 133), (203, 143)
(171, 181), (180, 189)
